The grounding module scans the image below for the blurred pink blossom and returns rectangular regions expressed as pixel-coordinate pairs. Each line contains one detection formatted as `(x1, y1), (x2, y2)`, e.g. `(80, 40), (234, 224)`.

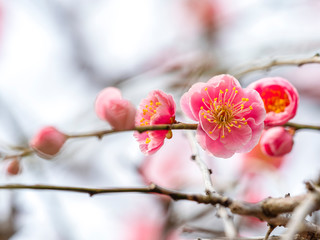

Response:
(6, 158), (21, 175)
(30, 126), (67, 159)
(123, 209), (183, 240)
(139, 132), (201, 190)
(134, 90), (176, 155)
(247, 77), (299, 126)
(260, 127), (294, 157)
(181, 74), (265, 158)
(95, 87), (136, 130)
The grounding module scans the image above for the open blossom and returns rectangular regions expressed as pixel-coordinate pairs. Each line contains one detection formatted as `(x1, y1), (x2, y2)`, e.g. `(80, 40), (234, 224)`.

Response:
(247, 77), (299, 126)
(260, 127), (294, 157)
(30, 126), (67, 159)
(134, 90), (176, 155)
(95, 87), (136, 130)
(180, 74), (266, 158)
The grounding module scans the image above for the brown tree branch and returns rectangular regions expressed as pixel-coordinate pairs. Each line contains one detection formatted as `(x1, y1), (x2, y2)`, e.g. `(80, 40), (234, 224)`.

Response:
(0, 183), (320, 236)
(234, 54), (320, 78)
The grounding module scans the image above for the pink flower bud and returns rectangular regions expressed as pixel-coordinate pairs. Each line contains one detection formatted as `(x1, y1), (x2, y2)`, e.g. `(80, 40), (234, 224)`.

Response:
(30, 126), (67, 159)
(247, 77), (299, 126)
(95, 87), (136, 130)
(6, 158), (21, 175)
(260, 127), (294, 157)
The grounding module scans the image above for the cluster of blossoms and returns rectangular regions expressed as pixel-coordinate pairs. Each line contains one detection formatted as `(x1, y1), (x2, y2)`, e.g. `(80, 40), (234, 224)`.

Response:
(26, 74), (299, 168)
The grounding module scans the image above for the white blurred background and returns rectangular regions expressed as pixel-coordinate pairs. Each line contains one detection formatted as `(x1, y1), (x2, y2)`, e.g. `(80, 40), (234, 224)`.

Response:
(0, 0), (320, 239)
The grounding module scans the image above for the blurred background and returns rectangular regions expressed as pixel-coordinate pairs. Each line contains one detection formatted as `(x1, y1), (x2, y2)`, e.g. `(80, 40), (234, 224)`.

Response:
(1, 0), (320, 239)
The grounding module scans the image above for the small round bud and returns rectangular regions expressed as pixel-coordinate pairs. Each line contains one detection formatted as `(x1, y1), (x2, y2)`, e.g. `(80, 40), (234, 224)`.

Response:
(30, 126), (67, 159)
(95, 87), (136, 130)
(260, 127), (294, 157)
(6, 158), (21, 175)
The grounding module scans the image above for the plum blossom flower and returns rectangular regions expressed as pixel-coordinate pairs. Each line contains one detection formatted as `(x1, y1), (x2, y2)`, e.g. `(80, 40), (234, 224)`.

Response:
(30, 126), (67, 159)
(134, 90), (176, 155)
(247, 77), (299, 126)
(180, 74), (266, 158)
(139, 132), (202, 189)
(95, 87), (136, 130)
(260, 127), (294, 157)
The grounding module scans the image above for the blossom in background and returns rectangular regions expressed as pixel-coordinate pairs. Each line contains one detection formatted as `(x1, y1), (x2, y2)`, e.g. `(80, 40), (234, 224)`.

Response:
(122, 208), (184, 240)
(30, 126), (67, 159)
(95, 87), (136, 130)
(6, 158), (21, 175)
(247, 77), (299, 126)
(181, 74), (266, 158)
(139, 132), (201, 190)
(134, 90), (176, 155)
(260, 127), (294, 157)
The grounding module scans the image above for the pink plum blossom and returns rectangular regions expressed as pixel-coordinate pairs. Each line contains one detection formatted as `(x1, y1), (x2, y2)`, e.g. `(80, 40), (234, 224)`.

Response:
(30, 126), (67, 159)
(260, 127), (294, 157)
(122, 207), (184, 240)
(134, 90), (176, 155)
(95, 87), (136, 130)
(6, 158), (21, 175)
(247, 77), (299, 126)
(180, 74), (266, 158)
(139, 132), (202, 189)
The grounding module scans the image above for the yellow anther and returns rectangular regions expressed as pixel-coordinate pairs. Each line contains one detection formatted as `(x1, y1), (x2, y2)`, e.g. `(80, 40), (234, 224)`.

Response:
(156, 102), (161, 105)
(140, 123), (145, 126)
(238, 125), (241, 128)
(145, 105), (148, 108)
(218, 126), (222, 129)
(202, 98), (205, 102)
(140, 118), (145, 122)
(205, 87), (208, 91)
(230, 124), (234, 127)
(225, 89), (229, 92)
(154, 110), (156, 113)
(233, 87), (236, 90)
(228, 129), (231, 132)
(145, 138), (151, 144)
(242, 117), (246, 121)
(242, 98), (246, 101)
(221, 135), (225, 138)
(200, 106), (204, 109)
(234, 121), (237, 124)
(150, 101), (153, 105)
(220, 90), (224, 94)
(206, 110), (210, 113)
(235, 90), (238, 94)
(214, 98), (217, 102)
(209, 131), (212, 134)
(249, 106), (253, 110)
(244, 122), (247, 125)
(204, 115), (207, 119)
(201, 112), (204, 115)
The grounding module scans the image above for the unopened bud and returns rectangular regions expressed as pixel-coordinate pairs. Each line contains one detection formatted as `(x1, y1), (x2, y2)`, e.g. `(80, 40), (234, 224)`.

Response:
(260, 127), (294, 157)
(30, 126), (67, 159)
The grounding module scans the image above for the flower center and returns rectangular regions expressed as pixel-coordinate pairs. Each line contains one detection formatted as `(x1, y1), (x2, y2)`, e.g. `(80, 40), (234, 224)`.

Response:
(139, 100), (161, 126)
(201, 87), (253, 138)
(261, 88), (289, 113)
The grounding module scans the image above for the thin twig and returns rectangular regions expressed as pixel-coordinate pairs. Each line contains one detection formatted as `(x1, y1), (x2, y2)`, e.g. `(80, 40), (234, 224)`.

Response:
(234, 54), (320, 78)
(264, 225), (276, 240)
(66, 123), (198, 139)
(186, 131), (237, 238)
